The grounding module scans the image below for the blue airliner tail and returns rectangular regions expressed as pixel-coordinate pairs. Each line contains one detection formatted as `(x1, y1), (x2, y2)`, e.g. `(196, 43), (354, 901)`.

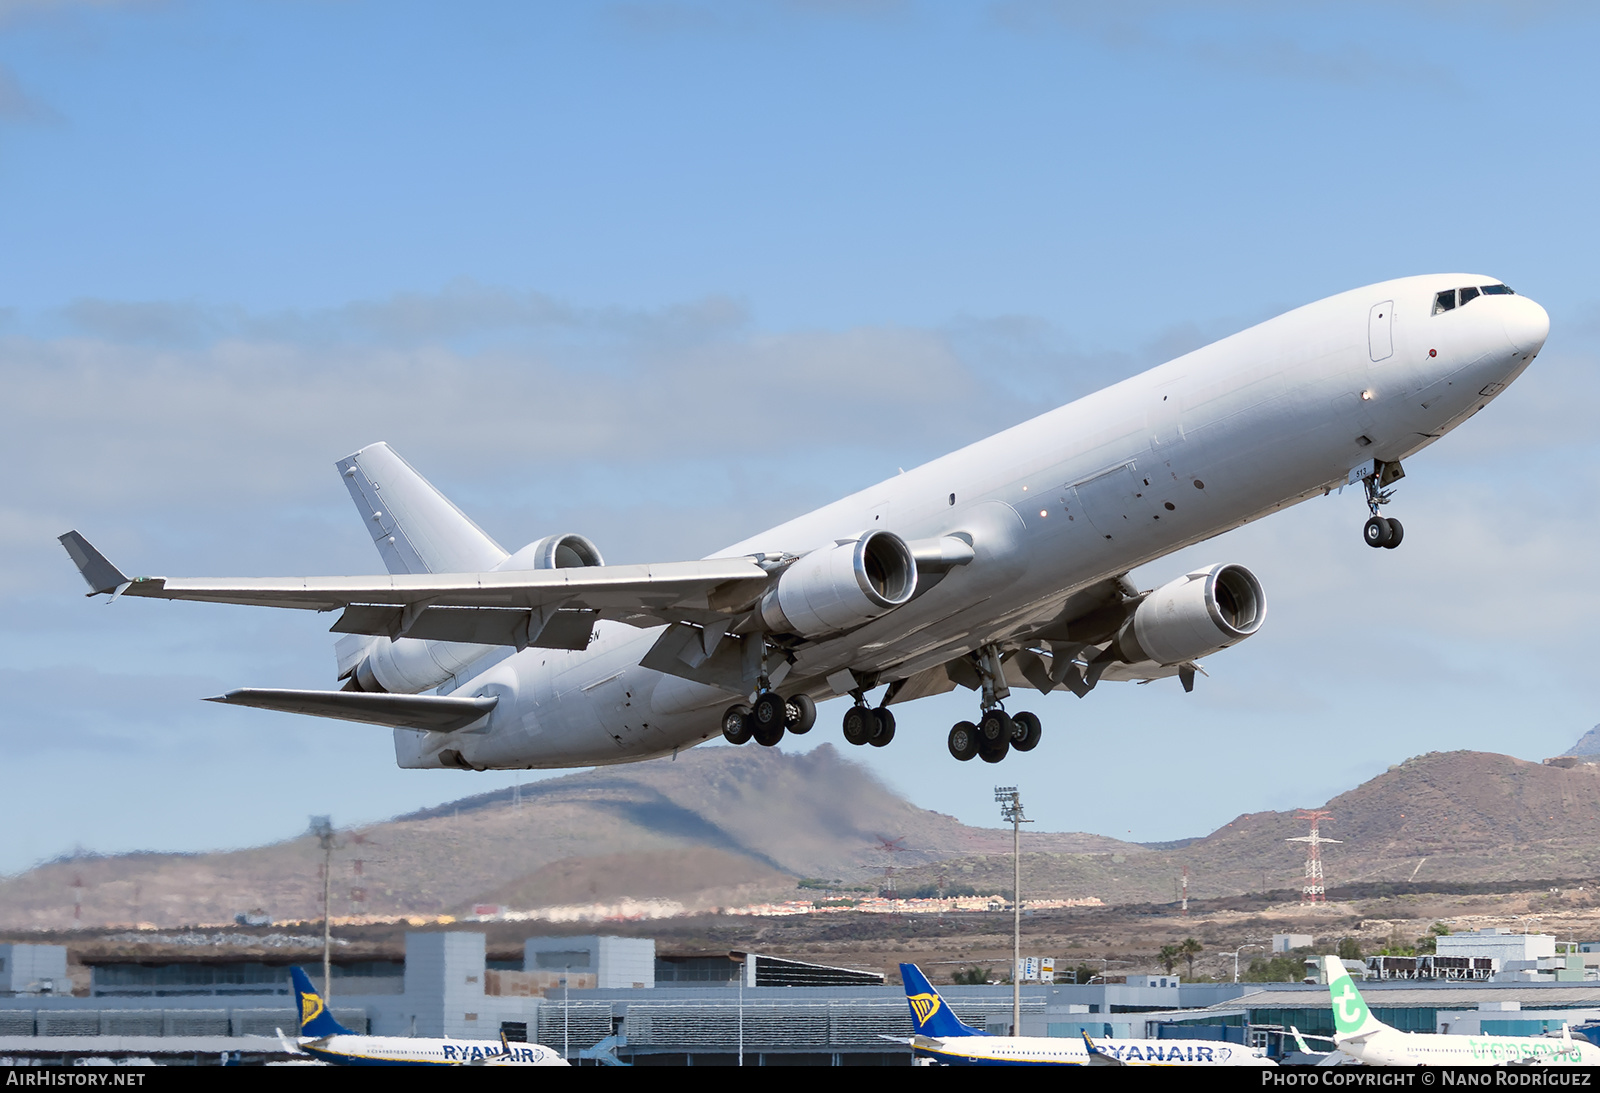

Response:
(290, 966), (355, 1039)
(900, 964), (987, 1038)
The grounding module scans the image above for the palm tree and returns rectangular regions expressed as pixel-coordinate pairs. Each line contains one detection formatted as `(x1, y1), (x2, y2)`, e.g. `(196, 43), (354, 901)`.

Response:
(1179, 938), (1202, 978)
(1158, 945), (1179, 975)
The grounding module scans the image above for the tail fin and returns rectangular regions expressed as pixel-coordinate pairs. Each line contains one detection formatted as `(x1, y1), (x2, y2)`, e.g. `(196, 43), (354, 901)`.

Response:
(900, 964), (986, 1038)
(290, 966), (355, 1039)
(1323, 956), (1387, 1042)
(337, 443), (506, 575)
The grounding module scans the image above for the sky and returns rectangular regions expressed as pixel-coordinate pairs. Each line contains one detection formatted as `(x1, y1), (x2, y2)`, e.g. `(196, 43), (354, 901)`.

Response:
(3, 1), (1599, 878)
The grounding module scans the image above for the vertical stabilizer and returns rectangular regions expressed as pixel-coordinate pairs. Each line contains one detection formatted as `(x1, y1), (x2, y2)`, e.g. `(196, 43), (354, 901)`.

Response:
(337, 443), (507, 575)
(1323, 955), (1387, 1042)
(290, 966), (355, 1039)
(900, 963), (987, 1038)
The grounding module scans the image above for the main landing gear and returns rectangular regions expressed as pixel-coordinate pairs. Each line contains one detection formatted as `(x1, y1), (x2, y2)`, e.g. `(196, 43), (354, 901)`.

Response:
(1360, 461), (1404, 550)
(946, 644), (1043, 764)
(721, 691), (817, 748)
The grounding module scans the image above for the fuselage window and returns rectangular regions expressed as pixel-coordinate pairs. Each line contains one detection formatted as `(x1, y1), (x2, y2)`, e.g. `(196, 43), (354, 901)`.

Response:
(1433, 289), (1456, 315)
(1458, 286), (1480, 307)
(1480, 283), (1515, 295)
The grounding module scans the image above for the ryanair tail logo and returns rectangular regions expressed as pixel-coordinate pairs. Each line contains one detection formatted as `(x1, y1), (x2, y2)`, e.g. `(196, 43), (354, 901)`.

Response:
(909, 992), (942, 1026)
(300, 990), (325, 1028)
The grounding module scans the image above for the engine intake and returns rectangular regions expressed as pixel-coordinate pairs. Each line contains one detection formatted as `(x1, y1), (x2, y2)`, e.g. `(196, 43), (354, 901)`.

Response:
(760, 530), (917, 638)
(1115, 563), (1266, 666)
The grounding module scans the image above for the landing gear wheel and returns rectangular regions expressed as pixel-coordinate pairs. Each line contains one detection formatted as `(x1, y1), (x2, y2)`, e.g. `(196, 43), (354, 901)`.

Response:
(752, 716), (785, 748)
(978, 709), (1015, 745)
(1363, 516), (1394, 548)
(869, 707), (896, 747)
(842, 705), (875, 746)
(785, 693), (817, 735)
(1382, 517), (1404, 549)
(752, 691), (787, 732)
(979, 732), (1010, 764)
(721, 704), (753, 745)
(1011, 711), (1042, 752)
(948, 721), (979, 761)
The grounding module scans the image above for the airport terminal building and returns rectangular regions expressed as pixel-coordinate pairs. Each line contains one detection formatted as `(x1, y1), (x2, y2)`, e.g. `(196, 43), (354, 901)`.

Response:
(3, 931), (1600, 1065)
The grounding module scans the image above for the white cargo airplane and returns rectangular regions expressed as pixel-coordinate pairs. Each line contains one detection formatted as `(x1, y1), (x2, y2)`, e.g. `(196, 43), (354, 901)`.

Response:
(61, 275), (1547, 769)
(1323, 956), (1600, 1066)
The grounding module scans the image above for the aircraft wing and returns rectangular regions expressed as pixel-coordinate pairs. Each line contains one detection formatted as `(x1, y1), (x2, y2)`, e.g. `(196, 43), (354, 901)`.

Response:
(59, 531), (773, 637)
(207, 689), (498, 732)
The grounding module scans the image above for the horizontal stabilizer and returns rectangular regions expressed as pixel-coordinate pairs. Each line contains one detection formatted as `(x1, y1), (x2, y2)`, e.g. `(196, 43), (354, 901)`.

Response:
(206, 688), (497, 732)
(58, 531), (129, 596)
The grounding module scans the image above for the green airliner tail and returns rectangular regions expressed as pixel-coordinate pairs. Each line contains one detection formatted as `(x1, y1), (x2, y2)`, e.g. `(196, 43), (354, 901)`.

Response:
(1322, 955), (1386, 1041)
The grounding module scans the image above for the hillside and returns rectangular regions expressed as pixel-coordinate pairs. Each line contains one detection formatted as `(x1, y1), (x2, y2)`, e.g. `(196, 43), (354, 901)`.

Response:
(0, 744), (1136, 929)
(3, 747), (1597, 930)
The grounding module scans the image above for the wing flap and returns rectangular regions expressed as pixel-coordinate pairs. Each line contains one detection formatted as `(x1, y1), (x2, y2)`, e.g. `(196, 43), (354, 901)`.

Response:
(329, 604), (598, 650)
(206, 688), (497, 731)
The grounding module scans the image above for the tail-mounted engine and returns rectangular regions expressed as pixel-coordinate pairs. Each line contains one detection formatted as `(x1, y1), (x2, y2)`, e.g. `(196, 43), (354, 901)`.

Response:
(760, 529), (917, 639)
(341, 532), (606, 695)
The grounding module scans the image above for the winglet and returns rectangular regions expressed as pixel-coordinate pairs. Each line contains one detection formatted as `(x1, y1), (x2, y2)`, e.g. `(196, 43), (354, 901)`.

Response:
(58, 531), (130, 597)
(1082, 1029), (1124, 1066)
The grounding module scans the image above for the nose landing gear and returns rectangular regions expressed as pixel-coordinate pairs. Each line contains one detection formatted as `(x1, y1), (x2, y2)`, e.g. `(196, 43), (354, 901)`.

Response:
(1358, 460), (1405, 549)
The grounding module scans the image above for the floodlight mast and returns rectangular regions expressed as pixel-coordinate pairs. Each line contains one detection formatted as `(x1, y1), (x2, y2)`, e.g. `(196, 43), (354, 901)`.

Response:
(310, 815), (335, 1006)
(995, 786), (1030, 1036)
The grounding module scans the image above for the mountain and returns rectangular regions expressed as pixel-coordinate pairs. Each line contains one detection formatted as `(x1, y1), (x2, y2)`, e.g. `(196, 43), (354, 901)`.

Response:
(1562, 725), (1600, 756)
(3, 747), (1597, 930)
(0, 744), (1133, 930)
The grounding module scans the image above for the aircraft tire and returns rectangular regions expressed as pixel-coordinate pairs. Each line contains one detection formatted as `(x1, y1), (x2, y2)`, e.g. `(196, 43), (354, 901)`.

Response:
(979, 732), (1010, 764)
(753, 691), (787, 733)
(752, 719), (785, 747)
(1011, 711), (1042, 752)
(869, 707), (896, 747)
(948, 722), (979, 761)
(1382, 517), (1404, 549)
(1363, 516), (1393, 548)
(978, 709), (1014, 744)
(842, 705), (875, 746)
(785, 693), (817, 734)
(721, 704), (754, 745)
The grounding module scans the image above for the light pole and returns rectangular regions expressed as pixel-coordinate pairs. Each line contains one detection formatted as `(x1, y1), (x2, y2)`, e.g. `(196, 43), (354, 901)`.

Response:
(995, 786), (1031, 1036)
(309, 816), (336, 1008)
(1230, 943), (1262, 983)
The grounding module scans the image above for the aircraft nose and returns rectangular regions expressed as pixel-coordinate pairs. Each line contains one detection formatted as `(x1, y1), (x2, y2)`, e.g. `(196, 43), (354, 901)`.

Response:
(1503, 294), (1550, 358)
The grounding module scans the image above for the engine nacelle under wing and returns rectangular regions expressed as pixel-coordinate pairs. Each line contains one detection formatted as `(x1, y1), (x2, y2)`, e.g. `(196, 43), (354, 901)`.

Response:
(760, 530), (917, 638)
(343, 532), (606, 695)
(1115, 563), (1266, 666)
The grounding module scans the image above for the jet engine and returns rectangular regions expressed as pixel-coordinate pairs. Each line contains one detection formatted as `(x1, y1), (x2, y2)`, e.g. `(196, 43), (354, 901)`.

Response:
(760, 529), (917, 638)
(342, 532), (606, 695)
(1112, 563), (1265, 666)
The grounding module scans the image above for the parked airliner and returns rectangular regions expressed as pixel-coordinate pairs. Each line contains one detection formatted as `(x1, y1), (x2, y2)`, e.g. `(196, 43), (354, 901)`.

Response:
(1323, 956), (1599, 1066)
(278, 966), (567, 1066)
(897, 963), (1273, 1066)
(61, 275), (1547, 768)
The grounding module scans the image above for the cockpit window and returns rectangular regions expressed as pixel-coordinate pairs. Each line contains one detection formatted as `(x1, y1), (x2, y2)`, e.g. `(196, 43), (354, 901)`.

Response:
(1433, 284), (1514, 315)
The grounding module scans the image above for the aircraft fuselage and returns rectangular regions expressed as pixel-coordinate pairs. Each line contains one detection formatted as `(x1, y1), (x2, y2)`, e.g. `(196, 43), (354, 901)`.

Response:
(402, 274), (1547, 770)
